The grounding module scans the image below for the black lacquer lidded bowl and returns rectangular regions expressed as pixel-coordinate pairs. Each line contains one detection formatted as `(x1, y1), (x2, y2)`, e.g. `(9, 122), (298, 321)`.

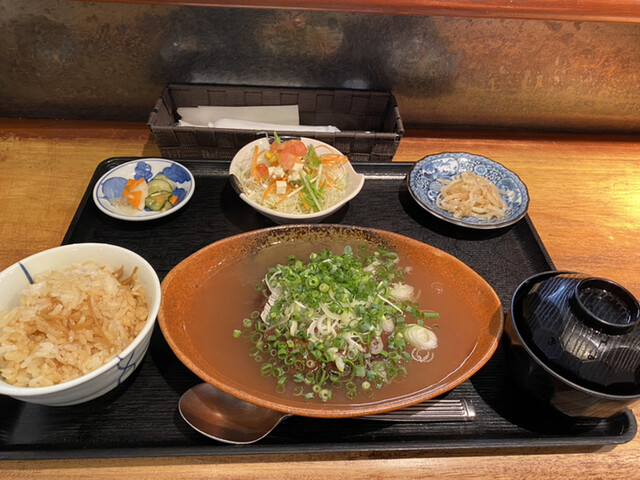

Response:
(505, 271), (640, 418)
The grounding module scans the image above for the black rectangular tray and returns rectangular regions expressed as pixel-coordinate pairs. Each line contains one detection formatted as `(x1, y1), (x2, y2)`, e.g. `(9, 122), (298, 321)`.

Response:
(0, 159), (635, 460)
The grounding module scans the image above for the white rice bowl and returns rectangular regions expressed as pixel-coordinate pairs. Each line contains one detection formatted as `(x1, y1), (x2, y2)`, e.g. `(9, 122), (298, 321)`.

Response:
(0, 243), (160, 406)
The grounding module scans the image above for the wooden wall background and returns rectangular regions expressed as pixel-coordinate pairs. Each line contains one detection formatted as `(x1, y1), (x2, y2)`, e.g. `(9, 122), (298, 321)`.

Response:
(1, 0), (639, 134)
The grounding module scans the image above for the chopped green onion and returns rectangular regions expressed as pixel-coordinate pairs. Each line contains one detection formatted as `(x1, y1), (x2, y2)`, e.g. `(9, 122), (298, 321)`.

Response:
(235, 246), (439, 402)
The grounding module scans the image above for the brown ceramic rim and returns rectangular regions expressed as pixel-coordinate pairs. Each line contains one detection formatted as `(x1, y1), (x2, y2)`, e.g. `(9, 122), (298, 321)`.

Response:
(158, 224), (504, 418)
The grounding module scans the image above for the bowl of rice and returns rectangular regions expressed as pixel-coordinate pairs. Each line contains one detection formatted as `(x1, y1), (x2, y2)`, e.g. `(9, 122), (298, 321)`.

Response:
(0, 243), (161, 406)
(229, 135), (365, 224)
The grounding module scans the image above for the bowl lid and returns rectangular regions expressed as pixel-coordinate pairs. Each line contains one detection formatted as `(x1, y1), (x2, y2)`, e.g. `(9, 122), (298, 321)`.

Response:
(512, 271), (640, 396)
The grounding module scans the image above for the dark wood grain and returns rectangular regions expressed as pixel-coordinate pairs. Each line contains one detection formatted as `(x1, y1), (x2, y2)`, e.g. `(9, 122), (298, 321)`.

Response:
(71, 0), (640, 23)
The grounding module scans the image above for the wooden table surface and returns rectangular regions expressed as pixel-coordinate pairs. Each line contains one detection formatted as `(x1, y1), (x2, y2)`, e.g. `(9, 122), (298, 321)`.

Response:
(1, 118), (639, 478)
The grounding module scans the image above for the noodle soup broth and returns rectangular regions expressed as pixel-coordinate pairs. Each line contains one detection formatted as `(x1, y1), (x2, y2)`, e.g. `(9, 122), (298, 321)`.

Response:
(170, 227), (502, 414)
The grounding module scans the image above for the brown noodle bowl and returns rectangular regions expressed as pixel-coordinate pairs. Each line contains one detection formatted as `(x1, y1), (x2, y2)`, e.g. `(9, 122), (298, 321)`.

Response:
(436, 171), (507, 220)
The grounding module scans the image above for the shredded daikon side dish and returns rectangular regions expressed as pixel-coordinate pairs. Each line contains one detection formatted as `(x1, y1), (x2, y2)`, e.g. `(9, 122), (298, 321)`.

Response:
(436, 171), (507, 220)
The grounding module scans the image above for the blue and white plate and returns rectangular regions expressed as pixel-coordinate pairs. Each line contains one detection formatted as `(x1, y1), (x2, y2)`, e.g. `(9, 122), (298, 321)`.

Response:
(407, 152), (529, 229)
(93, 158), (195, 221)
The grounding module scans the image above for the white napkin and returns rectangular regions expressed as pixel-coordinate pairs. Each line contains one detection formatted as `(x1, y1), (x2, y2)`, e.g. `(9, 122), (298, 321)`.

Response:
(207, 118), (340, 133)
(177, 105), (300, 126)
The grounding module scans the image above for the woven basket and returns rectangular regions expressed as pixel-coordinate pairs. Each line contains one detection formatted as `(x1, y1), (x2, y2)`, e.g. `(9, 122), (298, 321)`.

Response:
(147, 84), (404, 162)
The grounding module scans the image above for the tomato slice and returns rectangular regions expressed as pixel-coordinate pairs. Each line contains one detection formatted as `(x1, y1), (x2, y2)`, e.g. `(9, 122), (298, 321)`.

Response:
(271, 139), (306, 155)
(278, 152), (296, 170)
(256, 163), (269, 178)
(285, 140), (307, 157)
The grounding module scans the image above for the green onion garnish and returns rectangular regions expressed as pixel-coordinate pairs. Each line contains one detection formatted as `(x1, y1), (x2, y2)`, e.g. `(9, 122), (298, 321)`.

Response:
(234, 246), (439, 402)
